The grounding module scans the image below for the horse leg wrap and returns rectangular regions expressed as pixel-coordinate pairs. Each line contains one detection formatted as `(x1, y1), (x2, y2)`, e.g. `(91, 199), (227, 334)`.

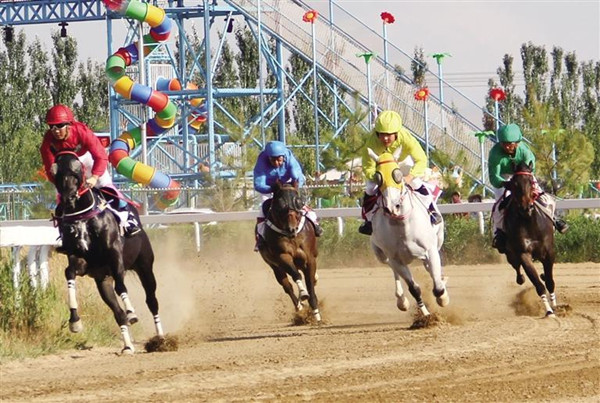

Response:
(120, 325), (135, 354)
(312, 309), (322, 322)
(121, 293), (139, 325)
(67, 279), (78, 309)
(541, 294), (555, 317)
(154, 314), (165, 337)
(296, 279), (309, 300)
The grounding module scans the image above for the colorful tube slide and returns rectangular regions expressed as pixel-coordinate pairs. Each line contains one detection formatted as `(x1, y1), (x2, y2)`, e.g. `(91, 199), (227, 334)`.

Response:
(103, 0), (180, 209)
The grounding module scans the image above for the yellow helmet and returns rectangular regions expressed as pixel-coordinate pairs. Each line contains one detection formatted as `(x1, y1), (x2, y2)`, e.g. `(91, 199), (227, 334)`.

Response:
(374, 110), (403, 134)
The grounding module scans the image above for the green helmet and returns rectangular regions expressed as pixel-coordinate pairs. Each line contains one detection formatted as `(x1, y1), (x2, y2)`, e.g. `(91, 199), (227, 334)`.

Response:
(497, 124), (522, 143)
(374, 110), (403, 134)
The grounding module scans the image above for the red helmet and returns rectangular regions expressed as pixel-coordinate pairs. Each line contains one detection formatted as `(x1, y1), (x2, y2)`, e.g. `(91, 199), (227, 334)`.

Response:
(46, 104), (74, 125)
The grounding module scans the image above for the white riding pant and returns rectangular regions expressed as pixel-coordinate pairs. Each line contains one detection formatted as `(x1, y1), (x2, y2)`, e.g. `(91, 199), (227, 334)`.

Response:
(79, 152), (113, 189)
(366, 177), (437, 210)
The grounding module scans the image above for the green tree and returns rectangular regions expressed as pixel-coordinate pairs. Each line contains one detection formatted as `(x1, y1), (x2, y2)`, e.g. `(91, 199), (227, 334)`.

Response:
(0, 30), (42, 182)
(411, 46), (427, 87)
(49, 32), (78, 106)
(75, 58), (109, 131)
(580, 61), (600, 177)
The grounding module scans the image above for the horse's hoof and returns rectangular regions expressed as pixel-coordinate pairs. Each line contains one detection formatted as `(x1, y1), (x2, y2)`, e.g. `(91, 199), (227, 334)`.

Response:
(545, 311), (556, 318)
(396, 295), (410, 311)
(516, 274), (525, 285)
(436, 289), (450, 307)
(69, 320), (83, 333)
(121, 346), (135, 355)
(295, 302), (304, 311)
(127, 312), (139, 325)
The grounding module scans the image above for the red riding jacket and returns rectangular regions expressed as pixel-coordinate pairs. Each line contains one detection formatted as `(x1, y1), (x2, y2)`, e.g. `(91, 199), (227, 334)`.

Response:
(40, 121), (108, 184)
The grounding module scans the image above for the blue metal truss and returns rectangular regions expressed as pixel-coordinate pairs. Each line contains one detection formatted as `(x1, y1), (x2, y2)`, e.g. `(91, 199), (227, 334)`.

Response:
(1, 0), (496, 203)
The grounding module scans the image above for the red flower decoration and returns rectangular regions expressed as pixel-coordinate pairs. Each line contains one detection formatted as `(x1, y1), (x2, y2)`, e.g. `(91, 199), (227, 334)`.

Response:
(414, 87), (430, 101)
(489, 87), (506, 101)
(303, 10), (318, 23)
(380, 12), (395, 24)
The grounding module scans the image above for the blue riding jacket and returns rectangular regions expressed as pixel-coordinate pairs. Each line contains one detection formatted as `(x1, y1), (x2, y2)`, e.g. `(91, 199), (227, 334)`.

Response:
(253, 147), (305, 194)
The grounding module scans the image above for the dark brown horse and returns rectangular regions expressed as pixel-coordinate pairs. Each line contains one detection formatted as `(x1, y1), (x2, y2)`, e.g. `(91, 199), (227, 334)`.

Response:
(503, 161), (557, 317)
(258, 182), (321, 322)
(52, 151), (165, 353)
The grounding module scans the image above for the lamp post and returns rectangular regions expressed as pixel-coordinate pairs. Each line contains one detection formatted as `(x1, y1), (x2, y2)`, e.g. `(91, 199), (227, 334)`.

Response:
(431, 52), (451, 130)
(473, 130), (495, 197)
(541, 128), (565, 188)
(489, 87), (506, 131)
(414, 87), (431, 160)
(357, 52), (375, 128)
(380, 11), (395, 108)
(303, 9), (320, 174)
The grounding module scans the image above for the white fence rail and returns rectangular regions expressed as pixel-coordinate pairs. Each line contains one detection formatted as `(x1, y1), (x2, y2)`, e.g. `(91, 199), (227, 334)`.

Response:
(1, 199), (598, 228)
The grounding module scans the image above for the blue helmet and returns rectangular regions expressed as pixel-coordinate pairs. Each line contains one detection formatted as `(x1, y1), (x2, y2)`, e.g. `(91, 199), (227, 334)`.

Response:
(264, 141), (287, 157)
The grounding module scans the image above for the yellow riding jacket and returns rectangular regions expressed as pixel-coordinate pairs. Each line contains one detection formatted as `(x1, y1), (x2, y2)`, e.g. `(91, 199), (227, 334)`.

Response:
(361, 128), (428, 181)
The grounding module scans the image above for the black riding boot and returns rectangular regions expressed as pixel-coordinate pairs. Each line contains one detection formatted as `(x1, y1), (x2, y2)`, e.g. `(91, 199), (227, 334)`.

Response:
(313, 222), (324, 237)
(492, 230), (507, 254)
(358, 193), (377, 235)
(554, 218), (569, 234)
(429, 204), (443, 225)
(122, 207), (141, 237)
(53, 204), (68, 254)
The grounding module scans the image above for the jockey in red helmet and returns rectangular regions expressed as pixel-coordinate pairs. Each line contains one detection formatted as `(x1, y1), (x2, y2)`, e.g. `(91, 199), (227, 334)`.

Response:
(40, 104), (141, 237)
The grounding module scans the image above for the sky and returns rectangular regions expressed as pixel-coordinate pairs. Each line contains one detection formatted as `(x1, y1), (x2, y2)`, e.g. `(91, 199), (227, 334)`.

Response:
(16, 0), (600, 109)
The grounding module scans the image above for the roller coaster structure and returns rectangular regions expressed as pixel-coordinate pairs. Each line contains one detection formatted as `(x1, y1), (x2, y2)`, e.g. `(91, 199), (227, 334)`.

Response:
(1, 0), (500, 206)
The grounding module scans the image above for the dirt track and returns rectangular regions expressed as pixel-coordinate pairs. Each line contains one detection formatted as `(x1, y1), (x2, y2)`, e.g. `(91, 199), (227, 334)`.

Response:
(1, 239), (599, 402)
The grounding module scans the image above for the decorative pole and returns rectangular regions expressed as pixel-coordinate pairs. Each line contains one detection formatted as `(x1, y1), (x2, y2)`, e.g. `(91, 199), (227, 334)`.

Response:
(414, 87), (431, 160)
(473, 130), (495, 197)
(489, 87), (506, 131)
(431, 52), (451, 130)
(380, 11), (395, 108)
(303, 9), (320, 174)
(357, 51), (375, 128)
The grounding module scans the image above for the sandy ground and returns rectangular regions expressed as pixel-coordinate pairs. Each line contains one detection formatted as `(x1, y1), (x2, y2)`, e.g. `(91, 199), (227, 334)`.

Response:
(1, 235), (599, 402)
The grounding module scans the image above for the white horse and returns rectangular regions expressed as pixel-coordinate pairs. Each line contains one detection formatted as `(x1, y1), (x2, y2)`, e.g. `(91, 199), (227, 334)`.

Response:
(368, 147), (449, 317)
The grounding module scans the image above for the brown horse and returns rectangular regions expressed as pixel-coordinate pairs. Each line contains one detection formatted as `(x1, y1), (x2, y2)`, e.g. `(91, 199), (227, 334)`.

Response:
(257, 182), (321, 322)
(503, 161), (557, 317)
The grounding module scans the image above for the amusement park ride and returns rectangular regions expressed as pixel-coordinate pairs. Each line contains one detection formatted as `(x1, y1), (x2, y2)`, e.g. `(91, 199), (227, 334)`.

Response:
(0, 0), (498, 209)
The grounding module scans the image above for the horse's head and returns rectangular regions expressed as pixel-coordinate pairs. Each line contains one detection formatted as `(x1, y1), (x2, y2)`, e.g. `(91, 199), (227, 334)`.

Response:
(270, 181), (305, 236)
(508, 161), (535, 215)
(368, 147), (410, 216)
(51, 151), (86, 210)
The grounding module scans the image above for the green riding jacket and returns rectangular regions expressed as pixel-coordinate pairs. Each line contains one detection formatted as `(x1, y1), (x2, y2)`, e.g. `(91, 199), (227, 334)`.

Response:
(488, 142), (536, 189)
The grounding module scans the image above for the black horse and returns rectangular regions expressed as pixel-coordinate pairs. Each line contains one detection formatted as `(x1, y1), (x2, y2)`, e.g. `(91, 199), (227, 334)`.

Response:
(51, 151), (165, 353)
(258, 182), (321, 323)
(503, 161), (557, 317)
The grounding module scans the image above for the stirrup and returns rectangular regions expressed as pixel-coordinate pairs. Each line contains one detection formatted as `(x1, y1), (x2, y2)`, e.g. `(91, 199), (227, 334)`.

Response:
(430, 211), (442, 225)
(555, 219), (569, 234)
(313, 223), (323, 237)
(358, 221), (372, 235)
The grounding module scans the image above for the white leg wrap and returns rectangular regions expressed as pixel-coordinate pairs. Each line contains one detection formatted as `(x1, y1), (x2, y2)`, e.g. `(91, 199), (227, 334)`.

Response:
(120, 292), (135, 314)
(67, 279), (78, 309)
(541, 294), (555, 316)
(154, 315), (164, 337)
(549, 293), (557, 309)
(312, 309), (322, 322)
(120, 325), (135, 353)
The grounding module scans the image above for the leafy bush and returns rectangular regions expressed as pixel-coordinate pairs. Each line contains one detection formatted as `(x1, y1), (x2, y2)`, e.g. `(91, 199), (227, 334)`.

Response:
(555, 215), (600, 263)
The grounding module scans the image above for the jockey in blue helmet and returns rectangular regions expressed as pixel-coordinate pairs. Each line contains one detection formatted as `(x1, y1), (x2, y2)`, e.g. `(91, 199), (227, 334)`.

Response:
(253, 141), (322, 251)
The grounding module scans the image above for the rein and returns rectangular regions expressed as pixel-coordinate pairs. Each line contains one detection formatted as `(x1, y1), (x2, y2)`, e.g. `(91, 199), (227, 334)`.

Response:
(61, 191), (108, 223)
(266, 214), (306, 237)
